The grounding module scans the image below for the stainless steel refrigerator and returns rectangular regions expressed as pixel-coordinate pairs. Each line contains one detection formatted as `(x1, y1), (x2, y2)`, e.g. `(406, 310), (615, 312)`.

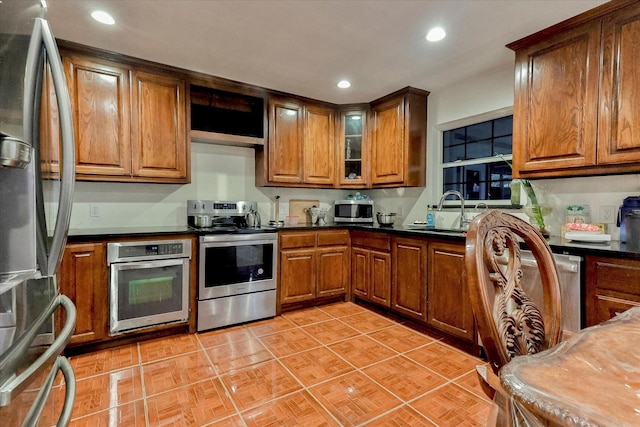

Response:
(0, 0), (77, 425)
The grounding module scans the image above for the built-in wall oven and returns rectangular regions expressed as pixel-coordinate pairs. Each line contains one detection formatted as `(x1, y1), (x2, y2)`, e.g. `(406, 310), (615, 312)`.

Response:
(107, 240), (191, 335)
(198, 233), (277, 331)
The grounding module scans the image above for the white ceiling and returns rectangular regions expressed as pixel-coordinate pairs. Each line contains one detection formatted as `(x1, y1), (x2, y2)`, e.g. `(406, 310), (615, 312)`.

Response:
(46, 0), (608, 104)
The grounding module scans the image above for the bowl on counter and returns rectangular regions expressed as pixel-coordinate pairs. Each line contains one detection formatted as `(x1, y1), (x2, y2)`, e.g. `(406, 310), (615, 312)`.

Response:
(376, 212), (396, 226)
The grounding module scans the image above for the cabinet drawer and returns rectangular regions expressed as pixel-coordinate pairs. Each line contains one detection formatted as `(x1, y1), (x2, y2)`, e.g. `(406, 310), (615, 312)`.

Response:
(594, 294), (640, 324)
(317, 230), (349, 247)
(350, 231), (390, 252)
(280, 232), (316, 249)
(592, 258), (640, 295)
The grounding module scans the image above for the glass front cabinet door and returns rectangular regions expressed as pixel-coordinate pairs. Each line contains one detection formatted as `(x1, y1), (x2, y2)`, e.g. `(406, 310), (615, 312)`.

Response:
(338, 107), (368, 187)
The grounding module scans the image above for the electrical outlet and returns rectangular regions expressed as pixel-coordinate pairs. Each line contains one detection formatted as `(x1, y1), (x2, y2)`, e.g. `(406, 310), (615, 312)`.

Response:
(90, 204), (100, 217)
(397, 206), (404, 217)
(600, 206), (615, 224)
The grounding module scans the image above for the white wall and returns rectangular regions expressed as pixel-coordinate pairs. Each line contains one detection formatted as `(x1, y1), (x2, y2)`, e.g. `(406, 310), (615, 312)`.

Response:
(69, 142), (348, 229)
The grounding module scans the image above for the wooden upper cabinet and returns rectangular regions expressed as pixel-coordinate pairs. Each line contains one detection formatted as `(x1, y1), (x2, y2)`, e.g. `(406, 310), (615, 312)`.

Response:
(509, 0), (640, 178)
(598, 2), (640, 165)
(371, 97), (404, 185)
(370, 88), (428, 187)
(268, 98), (304, 184)
(64, 54), (132, 177)
(303, 104), (335, 185)
(46, 44), (190, 183)
(131, 70), (188, 181)
(338, 107), (369, 188)
(267, 97), (336, 187)
(511, 22), (600, 175)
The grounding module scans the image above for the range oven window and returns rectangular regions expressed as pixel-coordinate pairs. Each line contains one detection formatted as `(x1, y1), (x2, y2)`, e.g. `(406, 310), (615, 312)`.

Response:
(203, 243), (274, 288)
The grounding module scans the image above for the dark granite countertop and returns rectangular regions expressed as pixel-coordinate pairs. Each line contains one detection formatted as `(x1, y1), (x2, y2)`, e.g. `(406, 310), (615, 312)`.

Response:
(67, 223), (640, 259)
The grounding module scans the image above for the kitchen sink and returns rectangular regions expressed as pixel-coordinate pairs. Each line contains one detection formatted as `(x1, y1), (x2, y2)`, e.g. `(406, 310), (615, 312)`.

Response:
(406, 224), (467, 235)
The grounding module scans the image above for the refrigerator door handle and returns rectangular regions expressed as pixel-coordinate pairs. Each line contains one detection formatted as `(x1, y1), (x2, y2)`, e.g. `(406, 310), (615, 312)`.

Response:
(0, 295), (76, 407)
(26, 18), (76, 278)
(21, 356), (75, 427)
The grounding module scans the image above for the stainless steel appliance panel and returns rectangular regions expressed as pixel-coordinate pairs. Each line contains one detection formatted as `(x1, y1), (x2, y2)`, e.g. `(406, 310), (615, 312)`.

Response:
(110, 258), (189, 333)
(108, 240), (191, 335)
(0, 1), (77, 424)
(197, 232), (277, 331)
(197, 289), (276, 331)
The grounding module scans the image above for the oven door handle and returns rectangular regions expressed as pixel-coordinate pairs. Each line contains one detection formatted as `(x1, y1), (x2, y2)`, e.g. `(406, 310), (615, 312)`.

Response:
(200, 239), (276, 249)
(110, 258), (187, 271)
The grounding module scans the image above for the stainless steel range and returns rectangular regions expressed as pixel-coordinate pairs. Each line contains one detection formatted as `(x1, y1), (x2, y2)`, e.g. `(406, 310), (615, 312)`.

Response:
(188, 200), (277, 331)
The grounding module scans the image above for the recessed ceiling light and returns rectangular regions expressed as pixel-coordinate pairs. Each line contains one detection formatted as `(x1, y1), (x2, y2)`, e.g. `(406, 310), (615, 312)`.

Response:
(426, 27), (446, 42)
(91, 10), (115, 25)
(337, 80), (351, 89)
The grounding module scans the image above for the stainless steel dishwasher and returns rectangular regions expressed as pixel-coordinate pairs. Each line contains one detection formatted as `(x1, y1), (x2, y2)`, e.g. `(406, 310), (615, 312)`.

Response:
(519, 250), (582, 336)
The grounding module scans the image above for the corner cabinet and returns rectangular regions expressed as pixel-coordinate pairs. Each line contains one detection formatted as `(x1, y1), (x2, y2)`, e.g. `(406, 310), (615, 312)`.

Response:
(338, 106), (369, 187)
(427, 240), (474, 341)
(57, 242), (108, 346)
(350, 231), (391, 307)
(46, 47), (190, 183)
(509, 1), (640, 178)
(370, 87), (428, 187)
(264, 97), (335, 187)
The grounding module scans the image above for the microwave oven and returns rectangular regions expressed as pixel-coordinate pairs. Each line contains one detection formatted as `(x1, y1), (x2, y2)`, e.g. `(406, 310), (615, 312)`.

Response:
(334, 200), (374, 223)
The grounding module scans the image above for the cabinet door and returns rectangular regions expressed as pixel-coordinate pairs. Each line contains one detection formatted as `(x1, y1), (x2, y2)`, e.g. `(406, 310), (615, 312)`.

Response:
(303, 104), (335, 185)
(279, 249), (316, 304)
(512, 21), (600, 176)
(131, 70), (188, 181)
(598, 2), (640, 165)
(338, 109), (368, 187)
(268, 98), (304, 183)
(64, 55), (132, 177)
(427, 241), (473, 341)
(58, 243), (107, 345)
(391, 237), (427, 321)
(585, 255), (640, 326)
(317, 246), (349, 297)
(351, 247), (370, 299)
(370, 250), (391, 308)
(370, 97), (404, 185)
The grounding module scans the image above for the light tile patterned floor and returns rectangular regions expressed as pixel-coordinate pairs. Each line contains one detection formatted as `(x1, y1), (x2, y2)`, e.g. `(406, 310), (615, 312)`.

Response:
(53, 302), (493, 426)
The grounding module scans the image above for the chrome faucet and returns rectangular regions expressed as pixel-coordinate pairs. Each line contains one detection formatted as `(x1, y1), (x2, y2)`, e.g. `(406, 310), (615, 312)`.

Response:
(436, 190), (469, 230)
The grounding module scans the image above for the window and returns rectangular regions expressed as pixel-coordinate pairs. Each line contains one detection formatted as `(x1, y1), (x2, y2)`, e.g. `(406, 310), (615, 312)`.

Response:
(440, 113), (513, 202)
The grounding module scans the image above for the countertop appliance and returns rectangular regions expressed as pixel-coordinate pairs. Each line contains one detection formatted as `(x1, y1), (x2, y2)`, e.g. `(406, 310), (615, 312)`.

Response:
(334, 199), (374, 223)
(188, 200), (277, 331)
(107, 240), (191, 335)
(0, 1), (77, 425)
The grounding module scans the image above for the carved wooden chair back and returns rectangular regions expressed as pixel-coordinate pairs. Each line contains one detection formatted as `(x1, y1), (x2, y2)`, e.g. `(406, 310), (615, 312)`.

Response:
(465, 210), (562, 376)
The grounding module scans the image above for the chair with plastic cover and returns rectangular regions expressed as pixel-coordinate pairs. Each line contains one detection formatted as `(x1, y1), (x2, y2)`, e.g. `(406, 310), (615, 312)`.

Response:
(464, 210), (562, 426)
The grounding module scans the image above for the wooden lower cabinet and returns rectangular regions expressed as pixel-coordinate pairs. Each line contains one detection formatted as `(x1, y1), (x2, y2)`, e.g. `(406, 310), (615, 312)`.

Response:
(279, 248), (316, 304)
(57, 242), (108, 345)
(351, 231), (391, 307)
(585, 255), (640, 326)
(427, 240), (474, 341)
(279, 230), (349, 308)
(392, 237), (427, 322)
